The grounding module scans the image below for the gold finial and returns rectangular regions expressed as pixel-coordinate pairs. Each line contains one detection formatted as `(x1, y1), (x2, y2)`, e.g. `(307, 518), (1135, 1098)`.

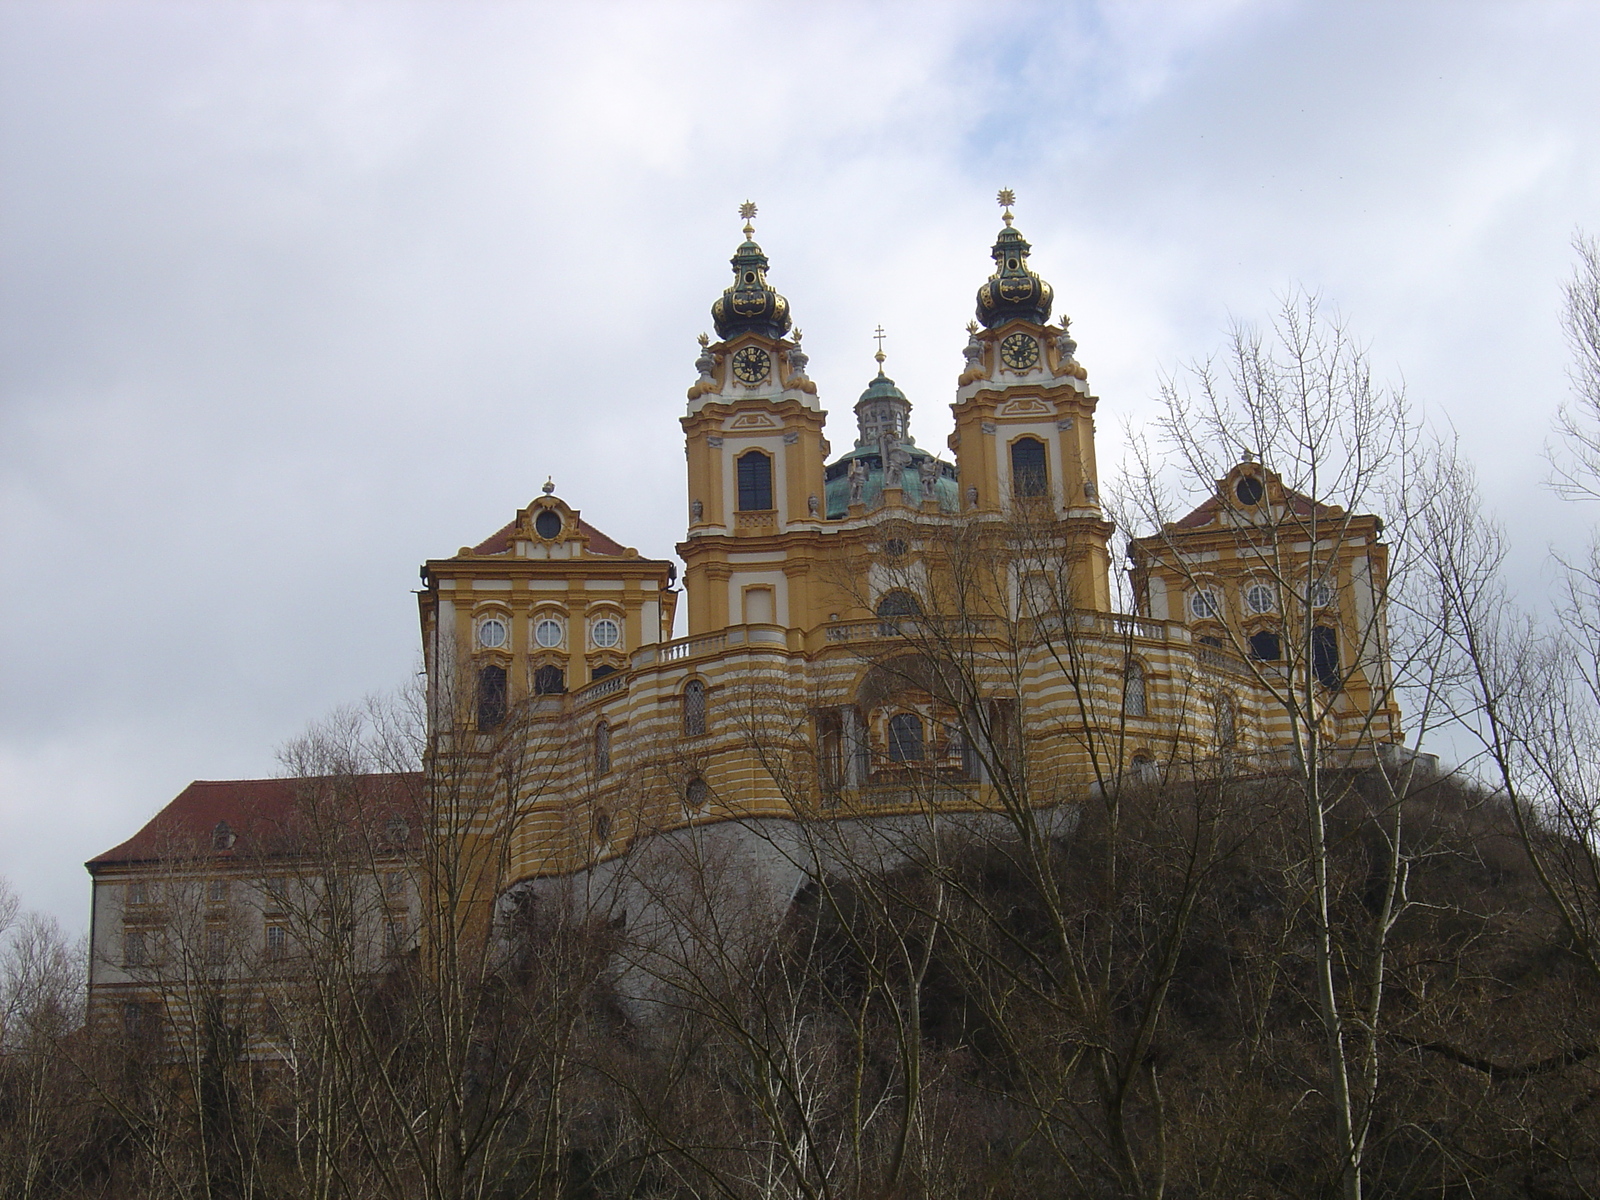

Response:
(697, 331), (709, 347)
(997, 187), (1016, 227)
(739, 199), (757, 237)
(542, 476), (555, 495)
(792, 327), (803, 343)
(966, 320), (980, 336)
(873, 324), (887, 373)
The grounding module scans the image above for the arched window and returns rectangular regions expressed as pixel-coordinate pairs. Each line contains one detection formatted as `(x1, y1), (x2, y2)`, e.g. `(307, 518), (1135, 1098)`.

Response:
(1312, 626), (1340, 689)
(1010, 437), (1047, 498)
(477, 665), (507, 729)
(533, 664), (565, 695)
(594, 721), (611, 775)
(875, 590), (921, 636)
(1122, 661), (1147, 717)
(737, 451), (773, 511)
(1130, 754), (1157, 783)
(1248, 630), (1281, 661)
(683, 679), (707, 736)
(887, 712), (925, 762)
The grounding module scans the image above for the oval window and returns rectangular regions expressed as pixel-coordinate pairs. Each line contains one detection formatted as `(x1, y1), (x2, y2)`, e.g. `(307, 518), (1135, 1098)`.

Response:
(591, 617), (621, 648)
(1310, 580), (1335, 608)
(1235, 476), (1264, 506)
(1245, 584), (1275, 614)
(534, 617), (563, 648)
(477, 618), (508, 649)
(534, 510), (562, 539)
(1189, 590), (1220, 620)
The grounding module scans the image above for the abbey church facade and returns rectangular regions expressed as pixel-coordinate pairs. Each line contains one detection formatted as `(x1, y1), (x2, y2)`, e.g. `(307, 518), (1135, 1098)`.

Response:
(87, 201), (1403, 1016)
(415, 198), (1402, 888)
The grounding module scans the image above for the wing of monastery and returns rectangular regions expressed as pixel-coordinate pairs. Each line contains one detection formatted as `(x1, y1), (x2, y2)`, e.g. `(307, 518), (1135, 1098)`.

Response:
(85, 198), (1408, 1025)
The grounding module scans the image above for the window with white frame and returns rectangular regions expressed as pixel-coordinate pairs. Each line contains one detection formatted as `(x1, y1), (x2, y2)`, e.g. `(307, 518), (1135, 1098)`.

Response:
(1245, 583), (1276, 614)
(1189, 588), (1221, 620)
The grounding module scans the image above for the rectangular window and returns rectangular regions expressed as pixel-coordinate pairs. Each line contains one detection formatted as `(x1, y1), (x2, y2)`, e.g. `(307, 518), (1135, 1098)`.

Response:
(266, 876), (288, 905)
(207, 878), (227, 904)
(477, 664), (507, 730)
(385, 871), (405, 897)
(206, 928), (226, 966)
(736, 451), (774, 512)
(265, 924), (287, 960)
(1010, 437), (1048, 499)
(123, 928), (147, 967)
(127, 880), (147, 906)
(384, 917), (407, 956)
(122, 1001), (158, 1042)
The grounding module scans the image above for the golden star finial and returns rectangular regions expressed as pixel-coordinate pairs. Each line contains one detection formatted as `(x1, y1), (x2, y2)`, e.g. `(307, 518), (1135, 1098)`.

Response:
(997, 188), (1016, 226)
(739, 200), (758, 237)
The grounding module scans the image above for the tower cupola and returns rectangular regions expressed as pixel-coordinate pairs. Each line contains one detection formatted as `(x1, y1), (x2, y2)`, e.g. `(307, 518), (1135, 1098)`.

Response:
(854, 328), (912, 446)
(711, 202), (792, 340)
(975, 189), (1054, 329)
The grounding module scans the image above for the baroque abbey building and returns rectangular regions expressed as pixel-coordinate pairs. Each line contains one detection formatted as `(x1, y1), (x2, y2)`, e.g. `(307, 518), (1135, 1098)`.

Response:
(87, 199), (1404, 1020)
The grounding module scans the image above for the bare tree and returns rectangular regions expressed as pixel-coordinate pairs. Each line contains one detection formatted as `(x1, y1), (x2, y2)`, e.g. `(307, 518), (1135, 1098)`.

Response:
(1123, 292), (1452, 1200)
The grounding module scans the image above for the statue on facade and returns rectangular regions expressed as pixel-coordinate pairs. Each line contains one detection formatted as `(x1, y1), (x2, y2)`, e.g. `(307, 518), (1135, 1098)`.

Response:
(847, 458), (867, 505)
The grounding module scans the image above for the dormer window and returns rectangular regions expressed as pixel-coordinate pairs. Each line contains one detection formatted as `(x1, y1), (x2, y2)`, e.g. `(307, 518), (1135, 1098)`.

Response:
(212, 821), (236, 851)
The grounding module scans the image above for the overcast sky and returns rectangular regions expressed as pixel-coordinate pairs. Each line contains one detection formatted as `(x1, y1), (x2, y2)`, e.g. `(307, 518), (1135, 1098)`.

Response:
(3, 0), (1598, 934)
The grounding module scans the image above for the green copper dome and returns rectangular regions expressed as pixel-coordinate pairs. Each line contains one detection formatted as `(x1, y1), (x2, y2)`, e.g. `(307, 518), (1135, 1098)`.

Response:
(823, 348), (960, 518)
(711, 215), (792, 340)
(854, 351), (911, 446)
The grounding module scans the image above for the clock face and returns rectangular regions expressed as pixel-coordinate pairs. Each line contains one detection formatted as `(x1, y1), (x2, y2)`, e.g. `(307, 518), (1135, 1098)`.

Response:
(731, 345), (771, 383)
(1000, 332), (1040, 370)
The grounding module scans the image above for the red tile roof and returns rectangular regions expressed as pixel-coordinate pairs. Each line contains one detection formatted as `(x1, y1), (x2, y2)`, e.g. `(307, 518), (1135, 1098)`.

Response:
(469, 516), (630, 557)
(86, 774), (423, 870)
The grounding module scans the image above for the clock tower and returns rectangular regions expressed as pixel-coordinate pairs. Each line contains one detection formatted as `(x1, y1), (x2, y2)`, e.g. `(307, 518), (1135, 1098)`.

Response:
(948, 192), (1113, 610)
(678, 205), (829, 634)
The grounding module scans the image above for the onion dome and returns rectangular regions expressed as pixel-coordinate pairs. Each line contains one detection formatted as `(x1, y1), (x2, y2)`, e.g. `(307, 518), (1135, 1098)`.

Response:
(711, 202), (792, 340)
(975, 190), (1053, 328)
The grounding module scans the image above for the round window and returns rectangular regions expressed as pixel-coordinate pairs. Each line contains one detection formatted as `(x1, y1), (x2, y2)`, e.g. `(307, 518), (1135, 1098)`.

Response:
(885, 538), (907, 559)
(534, 617), (564, 648)
(1310, 581), (1335, 608)
(1235, 476), (1264, 506)
(591, 617), (621, 648)
(1189, 590), (1220, 620)
(1245, 583), (1276, 614)
(534, 509), (562, 539)
(477, 618), (508, 649)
